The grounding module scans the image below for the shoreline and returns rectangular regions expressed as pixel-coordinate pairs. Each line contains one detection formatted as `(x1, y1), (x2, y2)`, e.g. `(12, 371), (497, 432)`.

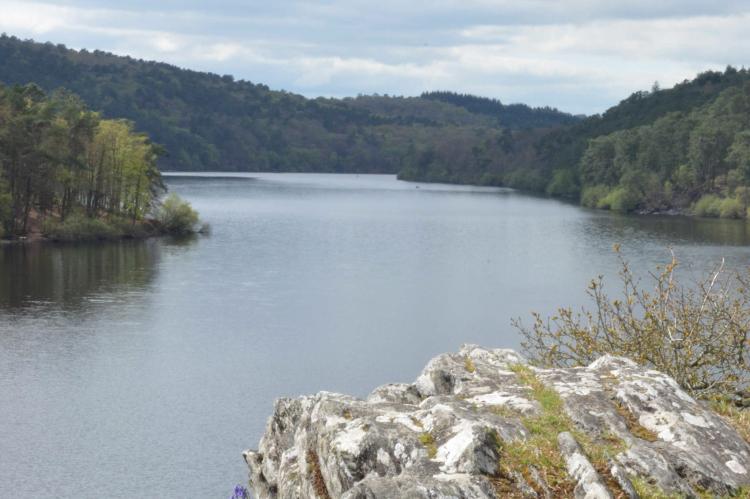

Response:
(0, 230), (164, 246)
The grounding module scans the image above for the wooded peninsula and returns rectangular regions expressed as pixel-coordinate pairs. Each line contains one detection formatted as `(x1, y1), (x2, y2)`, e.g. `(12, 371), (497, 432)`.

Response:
(0, 83), (199, 241)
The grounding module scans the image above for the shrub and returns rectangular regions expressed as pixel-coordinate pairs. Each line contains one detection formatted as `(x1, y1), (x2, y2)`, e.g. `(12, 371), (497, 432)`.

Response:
(156, 193), (200, 235)
(546, 169), (580, 198)
(719, 197), (745, 219)
(693, 194), (722, 217)
(513, 248), (750, 399)
(596, 186), (640, 212)
(503, 169), (547, 192)
(580, 185), (610, 208)
(42, 213), (118, 241)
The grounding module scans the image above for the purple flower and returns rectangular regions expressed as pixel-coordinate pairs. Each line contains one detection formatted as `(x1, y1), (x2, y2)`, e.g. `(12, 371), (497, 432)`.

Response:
(230, 484), (249, 499)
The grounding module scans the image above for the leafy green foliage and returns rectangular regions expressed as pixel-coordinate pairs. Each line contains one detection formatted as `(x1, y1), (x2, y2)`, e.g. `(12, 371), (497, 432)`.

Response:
(406, 67), (750, 214)
(576, 79), (750, 214)
(42, 213), (117, 241)
(156, 194), (199, 235)
(0, 83), (164, 238)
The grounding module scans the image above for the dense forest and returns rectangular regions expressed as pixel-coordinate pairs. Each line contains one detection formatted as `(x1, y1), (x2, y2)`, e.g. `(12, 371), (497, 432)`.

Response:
(420, 91), (582, 128)
(577, 79), (750, 216)
(0, 83), (165, 239)
(0, 35), (575, 173)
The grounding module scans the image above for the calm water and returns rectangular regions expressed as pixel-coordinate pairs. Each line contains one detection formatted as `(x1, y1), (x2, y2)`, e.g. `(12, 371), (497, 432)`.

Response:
(3, 173), (750, 498)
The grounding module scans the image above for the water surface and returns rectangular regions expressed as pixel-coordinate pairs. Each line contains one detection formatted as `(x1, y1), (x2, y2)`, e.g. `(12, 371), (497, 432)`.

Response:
(2, 173), (750, 498)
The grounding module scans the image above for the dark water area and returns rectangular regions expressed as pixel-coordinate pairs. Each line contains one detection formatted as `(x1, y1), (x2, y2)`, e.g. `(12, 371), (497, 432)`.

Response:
(2, 173), (750, 498)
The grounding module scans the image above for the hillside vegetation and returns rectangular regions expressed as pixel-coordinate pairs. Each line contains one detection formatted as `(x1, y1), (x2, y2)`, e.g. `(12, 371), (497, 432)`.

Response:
(403, 67), (750, 218)
(3, 35), (750, 218)
(0, 35), (575, 173)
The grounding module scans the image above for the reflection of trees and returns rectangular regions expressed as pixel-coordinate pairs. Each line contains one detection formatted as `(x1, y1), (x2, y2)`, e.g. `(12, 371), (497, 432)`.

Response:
(0, 240), (161, 308)
(587, 213), (750, 247)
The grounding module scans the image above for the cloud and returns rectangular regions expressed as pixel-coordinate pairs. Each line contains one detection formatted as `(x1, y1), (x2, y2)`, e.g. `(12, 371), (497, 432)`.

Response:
(0, 0), (748, 114)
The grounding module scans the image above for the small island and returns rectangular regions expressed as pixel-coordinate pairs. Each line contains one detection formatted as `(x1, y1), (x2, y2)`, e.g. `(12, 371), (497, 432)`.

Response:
(0, 83), (201, 243)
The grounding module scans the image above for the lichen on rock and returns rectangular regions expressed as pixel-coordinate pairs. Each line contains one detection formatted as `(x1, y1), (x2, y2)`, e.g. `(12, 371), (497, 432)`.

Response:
(243, 344), (750, 498)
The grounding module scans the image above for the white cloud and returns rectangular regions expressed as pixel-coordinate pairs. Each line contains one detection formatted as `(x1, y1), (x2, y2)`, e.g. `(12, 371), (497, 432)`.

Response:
(152, 34), (181, 53)
(0, 1), (81, 34)
(0, 0), (748, 113)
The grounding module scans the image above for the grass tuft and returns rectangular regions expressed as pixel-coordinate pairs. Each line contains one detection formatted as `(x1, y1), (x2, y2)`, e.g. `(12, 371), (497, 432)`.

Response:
(710, 399), (750, 445)
(492, 364), (634, 497)
(493, 365), (576, 495)
(418, 432), (437, 458)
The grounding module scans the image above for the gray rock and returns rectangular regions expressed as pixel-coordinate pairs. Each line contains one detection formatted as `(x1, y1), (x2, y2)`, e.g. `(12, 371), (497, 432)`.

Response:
(244, 345), (750, 498)
(557, 432), (611, 499)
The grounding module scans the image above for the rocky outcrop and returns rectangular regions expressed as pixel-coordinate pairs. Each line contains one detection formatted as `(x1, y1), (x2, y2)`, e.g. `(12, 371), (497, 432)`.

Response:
(243, 345), (750, 498)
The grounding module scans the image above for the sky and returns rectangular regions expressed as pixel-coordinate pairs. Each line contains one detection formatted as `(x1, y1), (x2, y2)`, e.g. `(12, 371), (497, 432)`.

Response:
(0, 1), (748, 115)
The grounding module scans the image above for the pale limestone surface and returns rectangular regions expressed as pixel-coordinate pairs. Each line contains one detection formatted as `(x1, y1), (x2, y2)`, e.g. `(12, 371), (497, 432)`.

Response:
(244, 345), (750, 498)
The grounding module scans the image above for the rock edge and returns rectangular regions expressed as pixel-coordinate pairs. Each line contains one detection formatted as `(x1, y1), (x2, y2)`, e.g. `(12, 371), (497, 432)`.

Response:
(244, 345), (750, 498)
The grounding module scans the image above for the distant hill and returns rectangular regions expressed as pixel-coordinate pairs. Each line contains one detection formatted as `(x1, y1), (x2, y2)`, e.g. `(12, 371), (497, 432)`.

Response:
(0, 35), (577, 172)
(420, 91), (581, 129)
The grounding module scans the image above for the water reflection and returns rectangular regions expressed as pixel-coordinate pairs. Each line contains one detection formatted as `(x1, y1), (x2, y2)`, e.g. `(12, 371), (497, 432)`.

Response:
(3, 173), (750, 499)
(586, 211), (750, 247)
(0, 239), (162, 309)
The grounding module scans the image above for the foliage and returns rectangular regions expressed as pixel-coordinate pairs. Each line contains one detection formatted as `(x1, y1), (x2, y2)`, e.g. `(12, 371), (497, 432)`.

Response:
(420, 91), (579, 128)
(493, 365), (576, 496)
(0, 35), (575, 173)
(693, 194), (747, 219)
(41, 213), (118, 241)
(595, 186), (640, 212)
(514, 249), (750, 399)
(693, 194), (723, 217)
(574, 78), (750, 214)
(546, 169), (580, 198)
(711, 399), (750, 445)
(6, 36), (750, 217)
(494, 365), (632, 497)
(408, 67), (750, 214)
(581, 185), (610, 209)
(0, 83), (165, 238)
(155, 193), (199, 235)
(418, 432), (438, 459)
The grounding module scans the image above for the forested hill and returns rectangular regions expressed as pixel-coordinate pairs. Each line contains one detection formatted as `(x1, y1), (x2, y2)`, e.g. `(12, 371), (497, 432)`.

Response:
(537, 68), (750, 177)
(400, 66), (750, 219)
(420, 91), (582, 128)
(0, 35), (576, 172)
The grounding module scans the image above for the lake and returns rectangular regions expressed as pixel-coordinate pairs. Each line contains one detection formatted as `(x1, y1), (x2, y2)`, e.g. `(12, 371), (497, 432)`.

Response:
(2, 173), (750, 498)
